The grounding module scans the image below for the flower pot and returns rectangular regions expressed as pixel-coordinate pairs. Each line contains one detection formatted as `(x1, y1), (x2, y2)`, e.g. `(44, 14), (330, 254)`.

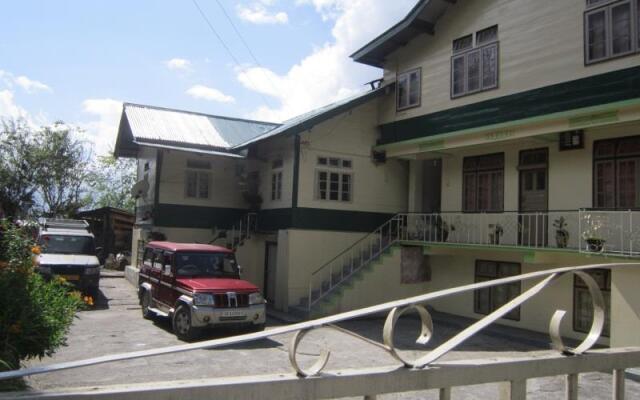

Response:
(555, 230), (569, 248)
(585, 238), (605, 252)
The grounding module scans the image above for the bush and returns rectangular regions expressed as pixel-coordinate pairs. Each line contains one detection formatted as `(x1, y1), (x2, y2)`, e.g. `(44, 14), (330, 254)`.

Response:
(0, 220), (83, 387)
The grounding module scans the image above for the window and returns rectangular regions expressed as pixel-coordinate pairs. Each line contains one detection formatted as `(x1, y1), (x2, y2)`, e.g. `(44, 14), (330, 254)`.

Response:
(397, 68), (421, 110)
(585, 0), (640, 64)
(574, 269), (610, 336)
(271, 172), (282, 200)
(271, 159), (283, 201)
(474, 260), (521, 320)
(594, 136), (640, 208)
(185, 159), (210, 199)
(463, 153), (504, 212)
(451, 26), (499, 98)
(316, 156), (352, 202)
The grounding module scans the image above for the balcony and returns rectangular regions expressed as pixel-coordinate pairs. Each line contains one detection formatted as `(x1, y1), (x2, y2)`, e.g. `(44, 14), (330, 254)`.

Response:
(401, 210), (640, 258)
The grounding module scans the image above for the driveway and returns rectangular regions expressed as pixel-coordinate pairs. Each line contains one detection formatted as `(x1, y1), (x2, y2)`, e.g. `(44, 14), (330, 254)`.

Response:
(21, 270), (640, 399)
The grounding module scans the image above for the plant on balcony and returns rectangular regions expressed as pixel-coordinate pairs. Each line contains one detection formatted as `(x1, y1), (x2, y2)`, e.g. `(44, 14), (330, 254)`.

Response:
(435, 216), (455, 242)
(488, 223), (504, 245)
(581, 213), (605, 252)
(552, 217), (569, 248)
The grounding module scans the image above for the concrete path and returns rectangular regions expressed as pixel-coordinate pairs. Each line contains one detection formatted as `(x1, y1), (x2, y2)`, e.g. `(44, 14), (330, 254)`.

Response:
(20, 271), (640, 399)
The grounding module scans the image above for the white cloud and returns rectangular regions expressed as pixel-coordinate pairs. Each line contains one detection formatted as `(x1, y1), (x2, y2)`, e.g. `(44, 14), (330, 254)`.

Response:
(238, 0), (415, 122)
(81, 98), (123, 156)
(237, 3), (289, 24)
(0, 90), (31, 121)
(165, 58), (192, 71)
(0, 70), (52, 94)
(186, 85), (236, 103)
(14, 76), (52, 93)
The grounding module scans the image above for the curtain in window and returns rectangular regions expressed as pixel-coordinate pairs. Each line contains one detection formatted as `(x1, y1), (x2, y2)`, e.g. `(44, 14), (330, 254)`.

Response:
(482, 45), (498, 88)
(409, 71), (420, 105)
(595, 160), (615, 208)
(467, 50), (481, 92)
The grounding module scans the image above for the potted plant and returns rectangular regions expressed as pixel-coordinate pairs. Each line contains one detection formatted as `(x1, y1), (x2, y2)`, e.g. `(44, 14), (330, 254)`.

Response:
(435, 216), (455, 242)
(553, 217), (569, 248)
(488, 223), (504, 245)
(581, 213), (606, 252)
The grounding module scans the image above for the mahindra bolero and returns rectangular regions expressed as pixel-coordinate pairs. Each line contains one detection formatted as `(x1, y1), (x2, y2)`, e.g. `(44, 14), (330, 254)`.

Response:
(138, 241), (266, 341)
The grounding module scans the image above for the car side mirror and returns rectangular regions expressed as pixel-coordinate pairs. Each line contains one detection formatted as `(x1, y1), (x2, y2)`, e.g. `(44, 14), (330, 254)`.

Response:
(237, 265), (242, 277)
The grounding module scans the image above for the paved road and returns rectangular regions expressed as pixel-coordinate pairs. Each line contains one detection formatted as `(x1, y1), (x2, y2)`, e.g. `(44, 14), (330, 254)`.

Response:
(22, 270), (640, 399)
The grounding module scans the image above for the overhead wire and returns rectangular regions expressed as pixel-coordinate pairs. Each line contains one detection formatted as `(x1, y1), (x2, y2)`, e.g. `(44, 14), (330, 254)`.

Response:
(212, 0), (282, 98)
(190, 0), (276, 110)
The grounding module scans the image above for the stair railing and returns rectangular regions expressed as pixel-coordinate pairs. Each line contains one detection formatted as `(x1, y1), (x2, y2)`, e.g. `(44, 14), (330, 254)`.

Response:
(306, 214), (406, 311)
(227, 212), (258, 250)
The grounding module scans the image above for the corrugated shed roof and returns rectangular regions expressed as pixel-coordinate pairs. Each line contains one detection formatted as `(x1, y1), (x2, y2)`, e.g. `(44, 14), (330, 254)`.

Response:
(123, 103), (279, 148)
(233, 85), (389, 149)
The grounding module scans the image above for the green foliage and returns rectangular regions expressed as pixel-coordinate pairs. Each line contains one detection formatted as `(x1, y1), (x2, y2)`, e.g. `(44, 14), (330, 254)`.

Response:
(0, 221), (83, 384)
(85, 155), (136, 212)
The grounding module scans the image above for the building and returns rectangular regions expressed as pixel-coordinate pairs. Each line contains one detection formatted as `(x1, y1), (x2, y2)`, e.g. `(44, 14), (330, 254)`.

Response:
(114, 0), (640, 348)
(76, 207), (135, 261)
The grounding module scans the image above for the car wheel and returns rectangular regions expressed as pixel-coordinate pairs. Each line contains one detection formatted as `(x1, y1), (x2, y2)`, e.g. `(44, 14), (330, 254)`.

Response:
(141, 290), (154, 320)
(173, 304), (199, 341)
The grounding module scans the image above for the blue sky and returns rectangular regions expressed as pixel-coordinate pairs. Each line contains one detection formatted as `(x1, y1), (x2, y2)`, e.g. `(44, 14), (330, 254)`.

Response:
(0, 0), (415, 154)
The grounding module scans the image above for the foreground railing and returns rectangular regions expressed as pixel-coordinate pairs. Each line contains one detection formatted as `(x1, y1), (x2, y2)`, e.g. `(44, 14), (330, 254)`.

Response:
(1, 263), (639, 400)
(579, 209), (640, 256)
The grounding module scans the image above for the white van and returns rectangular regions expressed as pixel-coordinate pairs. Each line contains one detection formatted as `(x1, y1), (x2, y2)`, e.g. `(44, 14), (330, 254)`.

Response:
(36, 219), (101, 295)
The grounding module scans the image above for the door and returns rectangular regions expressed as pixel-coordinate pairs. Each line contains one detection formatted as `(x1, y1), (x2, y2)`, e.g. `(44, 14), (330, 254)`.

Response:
(422, 159), (442, 213)
(519, 149), (548, 246)
(264, 242), (278, 303)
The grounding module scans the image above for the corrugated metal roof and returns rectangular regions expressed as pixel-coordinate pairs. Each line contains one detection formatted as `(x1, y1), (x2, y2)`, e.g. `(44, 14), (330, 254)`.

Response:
(123, 103), (279, 148)
(133, 141), (246, 159)
(233, 85), (389, 149)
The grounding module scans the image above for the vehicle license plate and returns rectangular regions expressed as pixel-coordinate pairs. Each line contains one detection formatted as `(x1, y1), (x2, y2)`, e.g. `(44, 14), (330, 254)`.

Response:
(60, 275), (80, 281)
(222, 310), (245, 318)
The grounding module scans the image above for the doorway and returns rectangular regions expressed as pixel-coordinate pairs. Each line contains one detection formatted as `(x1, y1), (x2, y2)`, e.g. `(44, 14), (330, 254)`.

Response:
(264, 242), (278, 303)
(422, 159), (442, 213)
(519, 149), (548, 246)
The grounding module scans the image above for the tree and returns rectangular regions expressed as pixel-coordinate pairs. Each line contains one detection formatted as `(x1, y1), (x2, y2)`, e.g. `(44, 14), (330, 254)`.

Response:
(85, 154), (136, 212)
(0, 120), (41, 218)
(35, 124), (91, 217)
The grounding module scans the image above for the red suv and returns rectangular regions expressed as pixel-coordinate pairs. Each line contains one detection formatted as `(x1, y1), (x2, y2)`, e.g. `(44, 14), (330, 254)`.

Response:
(138, 241), (266, 341)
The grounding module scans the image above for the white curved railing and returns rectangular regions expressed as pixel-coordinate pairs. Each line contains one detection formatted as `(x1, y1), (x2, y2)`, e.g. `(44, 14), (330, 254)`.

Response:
(1, 263), (637, 384)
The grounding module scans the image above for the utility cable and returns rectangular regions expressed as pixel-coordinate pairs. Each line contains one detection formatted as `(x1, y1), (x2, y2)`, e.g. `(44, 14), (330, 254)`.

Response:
(190, 0), (276, 110)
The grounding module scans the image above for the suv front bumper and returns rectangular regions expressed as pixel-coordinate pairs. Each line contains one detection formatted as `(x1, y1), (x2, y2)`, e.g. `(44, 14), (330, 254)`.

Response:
(190, 304), (266, 328)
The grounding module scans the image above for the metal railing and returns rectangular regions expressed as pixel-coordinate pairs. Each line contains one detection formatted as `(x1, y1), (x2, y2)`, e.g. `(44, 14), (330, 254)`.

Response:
(226, 212), (258, 250)
(304, 210), (640, 314)
(306, 214), (405, 310)
(1, 263), (639, 400)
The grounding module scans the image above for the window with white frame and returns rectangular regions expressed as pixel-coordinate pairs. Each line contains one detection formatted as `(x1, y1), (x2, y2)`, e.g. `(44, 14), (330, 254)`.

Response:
(396, 68), (421, 110)
(271, 159), (283, 201)
(585, 0), (640, 64)
(316, 156), (352, 202)
(451, 26), (499, 98)
(185, 159), (211, 199)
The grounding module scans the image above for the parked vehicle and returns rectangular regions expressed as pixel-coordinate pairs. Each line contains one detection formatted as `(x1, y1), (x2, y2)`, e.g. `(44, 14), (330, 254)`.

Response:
(36, 219), (101, 295)
(138, 241), (266, 341)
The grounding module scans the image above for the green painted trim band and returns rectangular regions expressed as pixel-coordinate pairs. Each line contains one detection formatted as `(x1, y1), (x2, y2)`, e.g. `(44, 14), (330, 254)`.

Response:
(377, 65), (640, 150)
(153, 204), (247, 229)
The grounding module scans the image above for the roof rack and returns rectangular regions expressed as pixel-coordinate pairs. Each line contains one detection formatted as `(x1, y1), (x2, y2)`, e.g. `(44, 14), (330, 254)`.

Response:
(41, 218), (89, 231)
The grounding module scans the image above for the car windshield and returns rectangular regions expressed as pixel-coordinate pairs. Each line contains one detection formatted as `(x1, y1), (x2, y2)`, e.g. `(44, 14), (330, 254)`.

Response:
(176, 252), (239, 278)
(39, 235), (96, 255)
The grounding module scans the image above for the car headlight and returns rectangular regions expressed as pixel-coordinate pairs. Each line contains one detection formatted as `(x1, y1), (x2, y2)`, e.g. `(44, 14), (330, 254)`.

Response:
(85, 266), (100, 275)
(249, 292), (264, 305)
(194, 293), (215, 306)
(39, 266), (52, 274)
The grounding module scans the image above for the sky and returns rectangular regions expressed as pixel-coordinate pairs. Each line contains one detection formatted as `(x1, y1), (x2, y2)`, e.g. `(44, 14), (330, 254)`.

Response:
(0, 0), (416, 155)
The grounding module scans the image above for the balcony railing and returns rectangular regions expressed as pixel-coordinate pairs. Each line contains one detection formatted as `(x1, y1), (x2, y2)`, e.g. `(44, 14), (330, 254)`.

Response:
(401, 210), (640, 257)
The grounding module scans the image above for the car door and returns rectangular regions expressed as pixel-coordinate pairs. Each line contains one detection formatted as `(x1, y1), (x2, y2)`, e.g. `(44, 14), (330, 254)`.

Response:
(158, 251), (176, 308)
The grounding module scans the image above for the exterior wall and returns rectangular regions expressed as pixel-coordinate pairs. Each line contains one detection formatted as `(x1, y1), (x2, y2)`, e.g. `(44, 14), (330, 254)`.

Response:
(250, 135), (295, 210)
(329, 247), (432, 313)
(611, 266), (640, 347)
(158, 150), (247, 209)
(297, 100), (409, 214)
(282, 229), (370, 310)
(135, 147), (158, 222)
(379, 0), (640, 125)
(425, 250), (610, 344)
(439, 121), (640, 213)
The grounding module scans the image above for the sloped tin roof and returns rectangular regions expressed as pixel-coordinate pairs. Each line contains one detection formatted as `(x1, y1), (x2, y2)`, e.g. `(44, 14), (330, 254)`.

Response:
(123, 103), (279, 148)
